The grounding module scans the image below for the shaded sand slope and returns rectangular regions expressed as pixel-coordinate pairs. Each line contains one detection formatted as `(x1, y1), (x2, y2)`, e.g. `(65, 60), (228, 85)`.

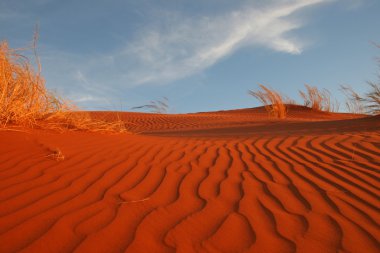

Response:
(0, 106), (379, 253)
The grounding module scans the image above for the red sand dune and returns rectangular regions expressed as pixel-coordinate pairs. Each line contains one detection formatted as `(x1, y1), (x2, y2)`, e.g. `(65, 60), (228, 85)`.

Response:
(0, 105), (379, 253)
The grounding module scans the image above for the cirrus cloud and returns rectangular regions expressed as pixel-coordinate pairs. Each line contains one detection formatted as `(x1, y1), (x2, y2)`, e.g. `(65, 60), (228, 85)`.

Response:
(38, 0), (336, 106)
(115, 0), (332, 85)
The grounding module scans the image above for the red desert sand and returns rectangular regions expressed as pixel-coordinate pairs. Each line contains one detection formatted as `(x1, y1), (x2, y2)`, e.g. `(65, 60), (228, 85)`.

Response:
(0, 105), (379, 253)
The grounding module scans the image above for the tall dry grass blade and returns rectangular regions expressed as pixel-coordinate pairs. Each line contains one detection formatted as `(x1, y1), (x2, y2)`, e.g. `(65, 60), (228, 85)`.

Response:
(342, 45), (379, 115)
(131, 97), (169, 114)
(0, 41), (56, 127)
(365, 82), (380, 115)
(299, 84), (339, 112)
(364, 44), (380, 114)
(340, 85), (365, 114)
(248, 84), (287, 118)
(0, 40), (129, 132)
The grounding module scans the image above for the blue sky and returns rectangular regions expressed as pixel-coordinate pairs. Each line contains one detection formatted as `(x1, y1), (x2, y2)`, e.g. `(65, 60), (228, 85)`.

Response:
(1, 0), (379, 113)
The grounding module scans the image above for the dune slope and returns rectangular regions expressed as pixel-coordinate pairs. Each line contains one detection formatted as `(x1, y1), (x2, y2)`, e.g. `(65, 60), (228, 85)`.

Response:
(0, 107), (379, 253)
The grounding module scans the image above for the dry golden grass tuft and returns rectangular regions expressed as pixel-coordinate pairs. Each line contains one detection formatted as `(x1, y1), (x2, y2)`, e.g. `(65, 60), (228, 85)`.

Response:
(365, 45), (380, 114)
(340, 85), (366, 114)
(131, 97), (169, 114)
(340, 44), (380, 115)
(248, 84), (288, 118)
(299, 84), (339, 112)
(365, 82), (380, 114)
(44, 111), (130, 132)
(0, 40), (129, 132)
(342, 83), (380, 115)
(0, 41), (59, 127)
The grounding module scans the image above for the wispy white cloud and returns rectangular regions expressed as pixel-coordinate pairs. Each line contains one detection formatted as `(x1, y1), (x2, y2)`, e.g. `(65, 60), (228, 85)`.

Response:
(116, 0), (332, 85)
(71, 94), (105, 104)
(74, 70), (89, 85)
(39, 0), (335, 104)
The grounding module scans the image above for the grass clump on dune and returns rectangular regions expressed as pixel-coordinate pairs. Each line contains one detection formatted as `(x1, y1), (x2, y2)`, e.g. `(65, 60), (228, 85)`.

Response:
(340, 83), (380, 115)
(0, 40), (128, 132)
(131, 97), (169, 114)
(0, 41), (59, 127)
(340, 85), (366, 114)
(299, 84), (339, 112)
(248, 84), (288, 119)
(340, 46), (380, 115)
(365, 46), (380, 115)
(365, 82), (380, 114)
